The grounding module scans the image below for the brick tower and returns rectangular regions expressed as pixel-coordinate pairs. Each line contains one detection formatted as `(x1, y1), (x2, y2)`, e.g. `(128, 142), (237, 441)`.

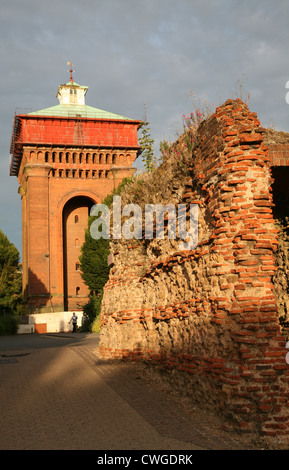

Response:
(10, 71), (140, 323)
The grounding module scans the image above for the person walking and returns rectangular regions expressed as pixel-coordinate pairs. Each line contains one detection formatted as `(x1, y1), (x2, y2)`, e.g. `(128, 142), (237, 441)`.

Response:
(69, 312), (78, 333)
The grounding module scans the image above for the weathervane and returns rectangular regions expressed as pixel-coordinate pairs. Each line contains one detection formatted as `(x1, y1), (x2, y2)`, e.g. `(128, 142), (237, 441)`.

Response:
(67, 61), (75, 83)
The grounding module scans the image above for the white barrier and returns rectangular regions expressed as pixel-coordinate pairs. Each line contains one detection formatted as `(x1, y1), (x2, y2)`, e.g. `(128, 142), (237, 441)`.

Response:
(17, 311), (84, 334)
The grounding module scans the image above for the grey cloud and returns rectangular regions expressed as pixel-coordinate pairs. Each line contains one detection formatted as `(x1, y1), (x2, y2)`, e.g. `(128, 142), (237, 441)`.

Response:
(1, 0), (289, 254)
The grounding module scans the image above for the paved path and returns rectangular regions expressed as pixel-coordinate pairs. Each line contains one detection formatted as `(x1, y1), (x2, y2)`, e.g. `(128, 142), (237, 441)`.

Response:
(0, 333), (255, 451)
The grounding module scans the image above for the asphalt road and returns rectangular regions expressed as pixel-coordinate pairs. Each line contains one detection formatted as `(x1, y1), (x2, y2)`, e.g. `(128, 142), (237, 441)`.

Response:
(0, 332), (255, 454)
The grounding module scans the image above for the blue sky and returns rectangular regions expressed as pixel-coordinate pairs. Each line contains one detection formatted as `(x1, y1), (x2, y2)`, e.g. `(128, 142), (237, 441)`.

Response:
(1, 0), (289, 256)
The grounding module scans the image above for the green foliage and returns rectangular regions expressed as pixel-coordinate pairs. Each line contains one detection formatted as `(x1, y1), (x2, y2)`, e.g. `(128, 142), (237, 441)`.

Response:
(79, 225), (110, 295)
(0, 315), (19, 335)
(79, 224), (109, 332)
(79, 177), (133, 332)
(139, 103), (156, 172)
(182, 109), (204, 134)
(91, 316), (101, 334)
(80, 177), (133, 295)
(80, 292), (103, 332)
(0, 230), (22, 316)
(102, 176), (134, 207)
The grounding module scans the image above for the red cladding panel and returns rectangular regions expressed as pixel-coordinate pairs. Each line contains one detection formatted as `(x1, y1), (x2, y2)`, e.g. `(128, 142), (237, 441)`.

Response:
(19, 116), (140, 148)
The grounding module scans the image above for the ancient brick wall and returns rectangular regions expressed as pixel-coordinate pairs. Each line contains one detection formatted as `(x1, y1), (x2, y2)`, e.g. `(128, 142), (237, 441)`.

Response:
(99, 99), (289, 448)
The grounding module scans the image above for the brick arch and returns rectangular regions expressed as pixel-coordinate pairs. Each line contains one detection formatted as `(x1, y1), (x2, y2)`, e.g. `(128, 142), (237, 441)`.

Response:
(61, 193), (100, 311)
(56, 190), (102, 309)
(57, 189), (102, 215)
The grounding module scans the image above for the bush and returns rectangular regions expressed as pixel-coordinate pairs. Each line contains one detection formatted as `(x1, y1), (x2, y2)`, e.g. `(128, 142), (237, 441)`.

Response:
(0, 230), (23, 316)
(79, 235), (110, 294)
(0, 315), (19, 335)
(91, 317), (101, 334)
(79, 293), (103, 332)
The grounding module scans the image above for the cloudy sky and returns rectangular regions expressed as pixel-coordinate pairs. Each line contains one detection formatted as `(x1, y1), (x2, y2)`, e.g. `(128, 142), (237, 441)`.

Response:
(1, 0), (289, 256)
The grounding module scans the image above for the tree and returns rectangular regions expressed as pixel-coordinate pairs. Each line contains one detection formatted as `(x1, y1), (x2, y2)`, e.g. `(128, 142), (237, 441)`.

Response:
(0, 230), (22, 315)
(79, 176), (134, 292)
(139, 102), (156, 172)
(78, 216), (110, 332)
(79, 218), (110, 295)
(79, 177), (133, 331)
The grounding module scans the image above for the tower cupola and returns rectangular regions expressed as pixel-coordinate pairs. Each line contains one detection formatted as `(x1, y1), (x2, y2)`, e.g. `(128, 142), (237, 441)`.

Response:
(56, 81), (88, 106)
(56, 61), (88, 105)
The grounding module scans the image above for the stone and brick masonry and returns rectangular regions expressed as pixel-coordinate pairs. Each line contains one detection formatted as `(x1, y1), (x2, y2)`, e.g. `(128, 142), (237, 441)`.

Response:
(98, 99), (289, 448)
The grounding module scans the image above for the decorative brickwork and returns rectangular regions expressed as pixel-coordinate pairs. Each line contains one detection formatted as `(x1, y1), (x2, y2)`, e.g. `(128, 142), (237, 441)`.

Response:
(99, 99), (289, 448)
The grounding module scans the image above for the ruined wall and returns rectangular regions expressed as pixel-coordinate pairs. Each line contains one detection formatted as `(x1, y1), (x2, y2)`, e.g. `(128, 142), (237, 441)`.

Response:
(98, 99), (289, 447)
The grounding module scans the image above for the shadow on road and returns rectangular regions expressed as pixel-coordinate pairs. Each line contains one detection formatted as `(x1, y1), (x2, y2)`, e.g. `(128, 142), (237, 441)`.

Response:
(0, 331), (259, 451)
(0, 332), (100, 352)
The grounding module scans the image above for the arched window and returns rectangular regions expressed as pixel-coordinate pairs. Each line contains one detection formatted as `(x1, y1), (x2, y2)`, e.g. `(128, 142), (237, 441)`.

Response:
(45, 152), (49, 163)
(75, 238), (80, 246)
(70, 88), (77, 104)
(75, 262), (80, 271)
(74, 215), (79, 223)
(76, 287), (80, 296)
